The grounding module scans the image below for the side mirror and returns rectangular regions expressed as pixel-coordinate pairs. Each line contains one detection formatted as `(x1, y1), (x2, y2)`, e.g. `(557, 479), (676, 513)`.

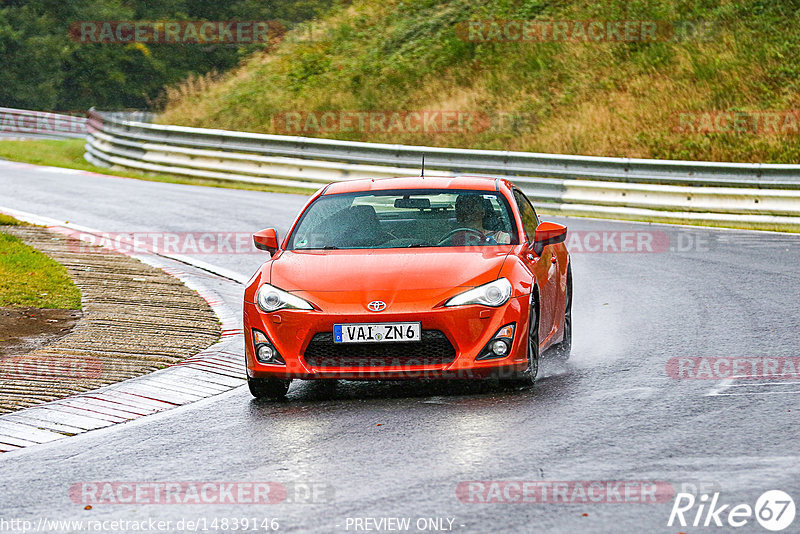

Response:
(253, 228), (280, 256)
(532, 222), (567, 256)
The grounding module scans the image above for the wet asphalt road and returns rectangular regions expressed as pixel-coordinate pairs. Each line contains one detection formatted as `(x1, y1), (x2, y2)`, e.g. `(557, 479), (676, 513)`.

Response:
(0, 160), (799, 533)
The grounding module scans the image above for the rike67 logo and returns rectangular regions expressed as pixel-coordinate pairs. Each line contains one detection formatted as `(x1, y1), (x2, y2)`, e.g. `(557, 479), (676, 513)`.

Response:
(668, 490), (795, 531)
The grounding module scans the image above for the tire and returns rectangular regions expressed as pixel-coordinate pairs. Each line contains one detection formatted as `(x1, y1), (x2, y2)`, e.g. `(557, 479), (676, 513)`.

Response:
(499, 288), (539, 386)
(248, 377), (291, 399)
(552, 266), (572, 361)
(524, 289), (540, 382)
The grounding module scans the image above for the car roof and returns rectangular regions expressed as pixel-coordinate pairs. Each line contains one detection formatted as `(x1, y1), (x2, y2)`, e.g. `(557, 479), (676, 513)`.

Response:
(322, 176), (501, 195)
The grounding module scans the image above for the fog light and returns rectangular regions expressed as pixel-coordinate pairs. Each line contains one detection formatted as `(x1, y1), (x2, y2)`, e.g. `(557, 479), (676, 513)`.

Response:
(476, 323), (516, 361)
(252, 328), (285, 365)
(258, 345), (275, 362)
(492, 340), (509, 356)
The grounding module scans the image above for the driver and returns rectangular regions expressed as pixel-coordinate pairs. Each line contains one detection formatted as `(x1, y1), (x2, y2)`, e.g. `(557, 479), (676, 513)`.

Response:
(454, 194), (511, 244)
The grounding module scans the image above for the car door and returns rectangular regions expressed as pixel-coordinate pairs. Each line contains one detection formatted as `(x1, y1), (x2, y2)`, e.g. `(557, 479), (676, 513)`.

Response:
(512, 189), (557, 347)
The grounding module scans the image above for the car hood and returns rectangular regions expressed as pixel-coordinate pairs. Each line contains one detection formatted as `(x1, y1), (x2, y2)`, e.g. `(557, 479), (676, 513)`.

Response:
(270, 248), (512, 292)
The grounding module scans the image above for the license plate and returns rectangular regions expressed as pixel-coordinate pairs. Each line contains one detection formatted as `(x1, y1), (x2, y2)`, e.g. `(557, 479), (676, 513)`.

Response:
(333, 322), (421, 343)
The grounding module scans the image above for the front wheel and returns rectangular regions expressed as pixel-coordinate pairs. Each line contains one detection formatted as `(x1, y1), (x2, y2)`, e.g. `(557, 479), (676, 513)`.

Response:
(524, 289), (540, 382)
(499, 289), (539, 387)
(552, 266), (572, 361)
(248, 377), (291, 399)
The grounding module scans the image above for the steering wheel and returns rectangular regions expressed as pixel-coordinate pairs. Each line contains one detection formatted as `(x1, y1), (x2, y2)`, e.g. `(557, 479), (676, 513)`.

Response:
(437, 227), (491, 246)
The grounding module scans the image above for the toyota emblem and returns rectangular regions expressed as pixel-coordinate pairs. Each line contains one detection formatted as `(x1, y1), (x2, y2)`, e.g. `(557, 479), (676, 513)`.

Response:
(367, 300), (387, 312)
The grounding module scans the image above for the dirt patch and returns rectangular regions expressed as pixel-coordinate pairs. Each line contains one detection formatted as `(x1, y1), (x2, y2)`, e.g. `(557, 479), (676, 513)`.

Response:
(0, 226), (221, 414)
(0, 307), (82, 358)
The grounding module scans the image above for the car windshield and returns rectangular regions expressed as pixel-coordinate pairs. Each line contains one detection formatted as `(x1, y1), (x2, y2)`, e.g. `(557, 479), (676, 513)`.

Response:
(287, 189), (519, 250)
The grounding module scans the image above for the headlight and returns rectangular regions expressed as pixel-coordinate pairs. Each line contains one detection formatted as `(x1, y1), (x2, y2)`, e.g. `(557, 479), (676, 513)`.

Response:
(444, 278), (513, 307)
(256, 284), (313, 312)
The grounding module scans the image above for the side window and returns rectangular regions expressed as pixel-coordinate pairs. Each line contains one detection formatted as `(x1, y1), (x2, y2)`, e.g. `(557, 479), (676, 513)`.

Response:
(513, 189), (539, 241)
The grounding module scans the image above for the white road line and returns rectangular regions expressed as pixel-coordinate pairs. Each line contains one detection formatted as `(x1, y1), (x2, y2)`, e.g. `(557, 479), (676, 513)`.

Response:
(707, 375), (800, 397)
(725, 381), (800, 387)
(709, 390), (800, 396)
(705, 378), (735, 396)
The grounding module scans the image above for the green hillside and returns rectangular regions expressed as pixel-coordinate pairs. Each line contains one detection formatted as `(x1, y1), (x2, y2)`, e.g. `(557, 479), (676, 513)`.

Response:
(159, 0), (800, 163)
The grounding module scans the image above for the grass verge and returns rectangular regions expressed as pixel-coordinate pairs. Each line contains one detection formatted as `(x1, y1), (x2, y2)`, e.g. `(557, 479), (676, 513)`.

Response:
(0, 216), (82, 309)
(0, 139), (311, 195)
(0, 214), (22, 226)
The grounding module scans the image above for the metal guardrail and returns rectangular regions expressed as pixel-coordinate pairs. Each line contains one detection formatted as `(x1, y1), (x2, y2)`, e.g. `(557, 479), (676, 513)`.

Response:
(85, 109), (800, 231)
(0, 107), (87, 139)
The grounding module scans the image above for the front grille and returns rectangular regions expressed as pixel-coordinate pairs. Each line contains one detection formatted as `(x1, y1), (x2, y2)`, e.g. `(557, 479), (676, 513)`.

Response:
(304, 330), (456, 368)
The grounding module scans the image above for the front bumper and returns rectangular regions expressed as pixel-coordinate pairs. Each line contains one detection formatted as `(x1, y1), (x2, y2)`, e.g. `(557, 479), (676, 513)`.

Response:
(243, 295), (530, 380)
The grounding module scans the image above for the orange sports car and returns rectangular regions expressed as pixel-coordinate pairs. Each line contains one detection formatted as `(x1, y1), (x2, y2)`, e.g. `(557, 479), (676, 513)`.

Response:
(243, 176), (572, 399)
